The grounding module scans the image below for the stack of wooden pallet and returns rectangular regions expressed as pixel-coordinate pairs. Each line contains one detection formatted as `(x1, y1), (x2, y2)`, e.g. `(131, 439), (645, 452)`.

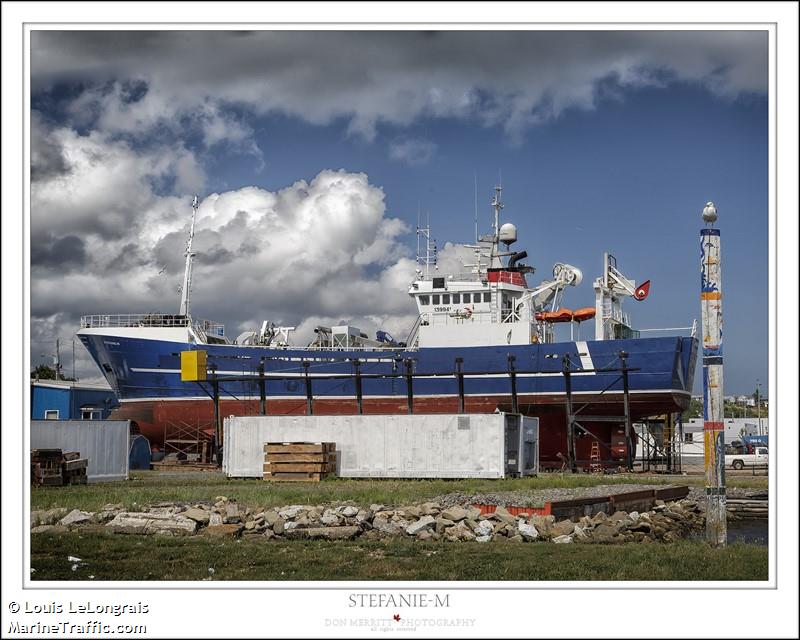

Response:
(62, 452), (88, 485)
(30, 449), (88, 486)
(31, 449), (65, 486)
(263, 442), (337, 482)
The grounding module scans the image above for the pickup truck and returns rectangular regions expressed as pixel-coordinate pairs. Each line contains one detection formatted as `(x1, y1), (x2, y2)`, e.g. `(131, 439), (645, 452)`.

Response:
(725, 446), (768, 470)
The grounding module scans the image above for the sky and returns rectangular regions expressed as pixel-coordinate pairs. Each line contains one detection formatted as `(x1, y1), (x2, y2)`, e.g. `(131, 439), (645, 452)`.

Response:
(28, 30), (769, 395)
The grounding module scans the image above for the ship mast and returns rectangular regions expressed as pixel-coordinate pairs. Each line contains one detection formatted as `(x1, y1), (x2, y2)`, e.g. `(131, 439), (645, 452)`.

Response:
(179, 195), (199, 317)
(490, 185), (504, 268)
(416, 210), (437, 278)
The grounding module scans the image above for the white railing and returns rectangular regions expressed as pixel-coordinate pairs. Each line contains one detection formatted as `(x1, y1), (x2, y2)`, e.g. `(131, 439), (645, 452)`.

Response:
(414, 271), (485, 283)
(80, 314), (224, 335)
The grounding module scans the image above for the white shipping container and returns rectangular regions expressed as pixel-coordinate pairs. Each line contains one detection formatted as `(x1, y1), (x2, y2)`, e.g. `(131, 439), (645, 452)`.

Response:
(223, 413), (538, 479)
(31, 420), (130, 482)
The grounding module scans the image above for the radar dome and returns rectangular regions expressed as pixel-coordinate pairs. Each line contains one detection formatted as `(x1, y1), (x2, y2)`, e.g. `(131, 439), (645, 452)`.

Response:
(499, 222), (517, 245)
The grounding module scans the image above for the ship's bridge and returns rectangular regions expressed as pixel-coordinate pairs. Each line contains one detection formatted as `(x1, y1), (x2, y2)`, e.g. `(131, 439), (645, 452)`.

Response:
(408, 270), (534, 348)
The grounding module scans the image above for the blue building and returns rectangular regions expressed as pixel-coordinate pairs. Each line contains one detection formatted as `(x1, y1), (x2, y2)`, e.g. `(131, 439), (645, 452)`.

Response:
(31, 380), (118, 420)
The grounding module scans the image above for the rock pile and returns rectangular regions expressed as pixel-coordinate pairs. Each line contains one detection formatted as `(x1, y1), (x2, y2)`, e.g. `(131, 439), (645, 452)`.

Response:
(30, 497), (705, 544)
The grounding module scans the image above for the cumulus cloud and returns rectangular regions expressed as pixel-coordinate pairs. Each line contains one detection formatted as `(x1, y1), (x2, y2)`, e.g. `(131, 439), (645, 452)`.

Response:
(30, 120), (206, 241)
(30, 165), (420, 379)
(31, 31), (767, 144)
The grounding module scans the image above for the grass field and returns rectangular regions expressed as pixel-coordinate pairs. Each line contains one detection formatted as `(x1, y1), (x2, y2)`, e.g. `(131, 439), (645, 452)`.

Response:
(29, 472), (768, 582)
(29, 470), (769, 513)
(30, 532), (767, 581)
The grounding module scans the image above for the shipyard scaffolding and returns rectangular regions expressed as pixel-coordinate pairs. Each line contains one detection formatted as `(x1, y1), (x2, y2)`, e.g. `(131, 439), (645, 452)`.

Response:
(636, 413), (684, 474)
(561, 350), (637, 473)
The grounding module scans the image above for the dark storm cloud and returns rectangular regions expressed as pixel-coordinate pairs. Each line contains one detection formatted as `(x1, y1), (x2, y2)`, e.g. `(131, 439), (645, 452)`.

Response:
(30, 233), (87, 269)
(105, 242), (153, 272)
(31, 30), (767, 141)
(30, 112), (70, 180)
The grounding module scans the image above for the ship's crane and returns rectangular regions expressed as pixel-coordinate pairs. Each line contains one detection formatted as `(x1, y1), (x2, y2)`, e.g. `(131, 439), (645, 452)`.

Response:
(593, 252), (650, 340)
(517, 262), (584, 315)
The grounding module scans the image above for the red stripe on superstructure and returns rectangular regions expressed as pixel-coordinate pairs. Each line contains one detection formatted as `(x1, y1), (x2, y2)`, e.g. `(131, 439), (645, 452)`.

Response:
(487, 270), (527, 286)
(703, 421), (725, 430)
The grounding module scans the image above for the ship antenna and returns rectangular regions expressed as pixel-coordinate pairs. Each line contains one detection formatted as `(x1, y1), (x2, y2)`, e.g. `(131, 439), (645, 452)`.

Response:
(179, 195), (199, 317)
(474, 172), (478, 244)
(491, 183), (503, 242)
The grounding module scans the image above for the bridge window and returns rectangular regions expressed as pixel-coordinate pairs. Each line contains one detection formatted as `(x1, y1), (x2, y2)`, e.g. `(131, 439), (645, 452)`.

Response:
(432, 294), (440, 305)
(462, 293), (471, 303)
(419, 295), (429, 306)
(442, 294), (450, 304)
(483, 292), (491, 303)
(452, 293), (461, 304)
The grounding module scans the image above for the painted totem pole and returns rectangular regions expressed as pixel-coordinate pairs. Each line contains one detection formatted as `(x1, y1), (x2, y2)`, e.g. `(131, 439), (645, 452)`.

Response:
(700, 201), (726, 547)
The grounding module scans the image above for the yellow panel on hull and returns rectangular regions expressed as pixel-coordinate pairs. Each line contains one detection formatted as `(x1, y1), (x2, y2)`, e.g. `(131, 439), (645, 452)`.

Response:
(180, 350), (207, 381)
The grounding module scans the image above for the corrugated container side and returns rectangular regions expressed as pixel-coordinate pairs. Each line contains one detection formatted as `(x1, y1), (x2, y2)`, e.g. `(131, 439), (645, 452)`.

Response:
(30, 420), (130, 482)
(224, 413), (536, 479)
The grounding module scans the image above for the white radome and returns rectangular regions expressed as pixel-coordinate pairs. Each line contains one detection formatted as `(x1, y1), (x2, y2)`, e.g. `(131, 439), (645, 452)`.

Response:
(702, 201), (718, 224)
(499, 222), (517, 245)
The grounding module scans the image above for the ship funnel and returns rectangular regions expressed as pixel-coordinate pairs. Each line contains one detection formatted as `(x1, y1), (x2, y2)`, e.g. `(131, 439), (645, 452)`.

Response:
(508, 250), (527, 268)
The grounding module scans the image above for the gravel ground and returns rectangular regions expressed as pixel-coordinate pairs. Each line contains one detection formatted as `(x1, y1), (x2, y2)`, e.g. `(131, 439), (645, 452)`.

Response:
(432, 484), (767, 508)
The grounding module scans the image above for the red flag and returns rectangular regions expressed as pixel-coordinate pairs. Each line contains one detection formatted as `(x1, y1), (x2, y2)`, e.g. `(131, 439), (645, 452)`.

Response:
(634, 280), (651, 301)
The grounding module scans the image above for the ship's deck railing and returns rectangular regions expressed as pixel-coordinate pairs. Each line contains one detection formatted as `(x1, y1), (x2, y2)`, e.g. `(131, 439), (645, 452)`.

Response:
(80, 314), (224, 335)
(414, 271), (485, 283)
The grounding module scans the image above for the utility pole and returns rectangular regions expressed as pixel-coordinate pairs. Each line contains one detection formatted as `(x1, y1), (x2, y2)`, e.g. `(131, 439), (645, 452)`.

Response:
(41, 338), (62, 379)
(756, 379), (762, 436)
(700, 201), (726, 547)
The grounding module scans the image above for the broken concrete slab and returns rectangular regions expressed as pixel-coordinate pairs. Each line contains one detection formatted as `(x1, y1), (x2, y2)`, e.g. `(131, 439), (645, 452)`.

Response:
(517, 521), (539, 541)
(278, 505), (308, 519)
(441, 506), (468, 522)
(31, 508), (68, 527)
(183, 508), (211, 524)
(284, 526), (361, 541)
(406, 515), (436, 536)
(106, 512), (197, 536)
(550, 520), (575, 537)
(59, 509), (93, 528)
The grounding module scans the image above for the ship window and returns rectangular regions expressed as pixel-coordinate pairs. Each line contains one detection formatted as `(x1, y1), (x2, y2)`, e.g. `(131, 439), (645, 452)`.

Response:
(684, 433), (693, 443)
(44, 410), (59, 420)
(463, 293), (471, 303)
(483, 292), (491, 303)
(419, 295), (429, 306)
(432, 294), (440, 305)
(452, 293), (461, 304)
(442, 294), (450, 304)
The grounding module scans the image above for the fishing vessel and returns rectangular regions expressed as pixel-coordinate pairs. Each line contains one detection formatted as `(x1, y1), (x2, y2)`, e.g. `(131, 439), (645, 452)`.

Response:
(77, 188), (697, 469)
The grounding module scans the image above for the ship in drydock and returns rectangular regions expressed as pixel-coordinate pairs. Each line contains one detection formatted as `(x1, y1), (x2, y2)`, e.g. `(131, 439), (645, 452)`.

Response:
(77, 188), (697, 469)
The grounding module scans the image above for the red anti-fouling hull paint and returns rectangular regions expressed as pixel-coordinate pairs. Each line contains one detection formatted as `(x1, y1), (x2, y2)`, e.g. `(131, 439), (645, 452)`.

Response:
(113, 390), (687, 468)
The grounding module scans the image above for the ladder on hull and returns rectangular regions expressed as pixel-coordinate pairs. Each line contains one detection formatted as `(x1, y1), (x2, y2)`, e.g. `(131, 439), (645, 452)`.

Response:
(589, 441), (603, 474)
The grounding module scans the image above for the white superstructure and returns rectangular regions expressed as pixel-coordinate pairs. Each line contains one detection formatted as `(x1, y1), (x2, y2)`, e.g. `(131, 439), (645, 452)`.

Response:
(407, 186), (586, 348)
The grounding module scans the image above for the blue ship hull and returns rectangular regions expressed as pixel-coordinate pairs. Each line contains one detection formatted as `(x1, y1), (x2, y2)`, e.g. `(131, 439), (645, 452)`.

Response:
(78, 332), (697, 467)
